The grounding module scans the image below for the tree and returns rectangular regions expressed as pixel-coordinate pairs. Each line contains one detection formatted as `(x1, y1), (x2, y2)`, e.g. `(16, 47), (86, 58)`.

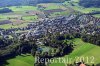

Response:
(0, 8), (12, 13)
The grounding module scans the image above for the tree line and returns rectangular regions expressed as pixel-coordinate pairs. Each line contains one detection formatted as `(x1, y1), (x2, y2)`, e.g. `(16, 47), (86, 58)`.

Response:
(79, 0), (100, 8)
(0, 0), (66, 7)
(0, 8), (12, 13)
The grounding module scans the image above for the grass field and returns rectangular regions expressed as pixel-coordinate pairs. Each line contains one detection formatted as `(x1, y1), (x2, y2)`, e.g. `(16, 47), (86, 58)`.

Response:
(6, 38), (100, 66)
(50, 11), (70, 17)
(0, 6), (39, 22)
(0, 14), (22, 20)
(38, 3), (66, 10)
(6, 54), (35, 66)
(8, 6), (38, 12)
(50, 38), (100, 66)
(22, 15), (38, 21)
(66, 39), (100, 64)
(0, 23), (28, 29)
(0, 6), (40, 29)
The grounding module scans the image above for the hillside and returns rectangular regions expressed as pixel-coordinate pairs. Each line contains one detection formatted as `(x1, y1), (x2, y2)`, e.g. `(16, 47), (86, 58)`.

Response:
(0, 0), (100, 66)
(0, 0), (66, 7)
(0, 14), (100, 66)
(50, 38), (100, 66)
(6, 39), (100, 66)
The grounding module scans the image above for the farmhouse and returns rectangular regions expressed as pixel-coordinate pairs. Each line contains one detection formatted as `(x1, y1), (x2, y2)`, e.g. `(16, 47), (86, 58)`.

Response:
(79, 63), (86, 66)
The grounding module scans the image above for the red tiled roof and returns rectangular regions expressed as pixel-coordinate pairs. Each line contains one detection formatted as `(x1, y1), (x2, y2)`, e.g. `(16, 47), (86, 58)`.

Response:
(80, 63), (86, 66)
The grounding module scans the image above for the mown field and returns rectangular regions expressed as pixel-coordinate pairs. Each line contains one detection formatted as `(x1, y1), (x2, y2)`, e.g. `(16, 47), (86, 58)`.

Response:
(6, 38), (100, 66)
(6, 54), (35, 66)
(8, 6), (38, 11)
(50, 38), (100, 66)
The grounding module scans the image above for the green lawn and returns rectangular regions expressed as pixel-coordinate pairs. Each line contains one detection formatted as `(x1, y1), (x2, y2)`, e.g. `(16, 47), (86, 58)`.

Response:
(66, 38), (100, 64)
(8, 6), (38, 12)
(0, 24), (12, 29)
(6, 54), (35, 66)
(0, 23), (28, 29)
(50, 38), (100, 66)
(22, 15), (38, 21)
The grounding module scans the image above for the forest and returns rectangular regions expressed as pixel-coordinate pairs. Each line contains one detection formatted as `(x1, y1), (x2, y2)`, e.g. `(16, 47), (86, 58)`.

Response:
(0, 8), (12, 13)
(79, 0), (100, 7)
(0, 0), (66, 7)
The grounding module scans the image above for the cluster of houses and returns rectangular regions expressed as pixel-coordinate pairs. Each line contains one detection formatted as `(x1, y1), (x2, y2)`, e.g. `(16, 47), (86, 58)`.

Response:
(18, 14), (100, 40)
(0, 14), (100, 41)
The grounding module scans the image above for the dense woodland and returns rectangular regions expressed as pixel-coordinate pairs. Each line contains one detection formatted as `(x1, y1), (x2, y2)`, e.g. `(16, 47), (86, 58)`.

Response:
(0, 8), (12, 13)
(79, 0), (100, 7)
(0, 0), (100, 7)
(0, 0), (66, 7)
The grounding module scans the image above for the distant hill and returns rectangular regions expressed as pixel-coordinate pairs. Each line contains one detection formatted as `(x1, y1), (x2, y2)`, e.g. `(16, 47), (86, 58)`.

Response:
(79, 0), (100, 7)
(0, 0), (66, 7)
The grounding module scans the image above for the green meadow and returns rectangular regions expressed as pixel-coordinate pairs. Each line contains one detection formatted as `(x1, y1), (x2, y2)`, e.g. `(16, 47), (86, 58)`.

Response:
(6, 38), (100, 66)
(8, 6), (38, 12)
(0, 23), (28, 29)
(38, 3), (65, 10)
(50, 38), (100, 66)
(22, 15), (38, 21)
(0, 6), (39, 29)
(6, 54), (35, 66)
